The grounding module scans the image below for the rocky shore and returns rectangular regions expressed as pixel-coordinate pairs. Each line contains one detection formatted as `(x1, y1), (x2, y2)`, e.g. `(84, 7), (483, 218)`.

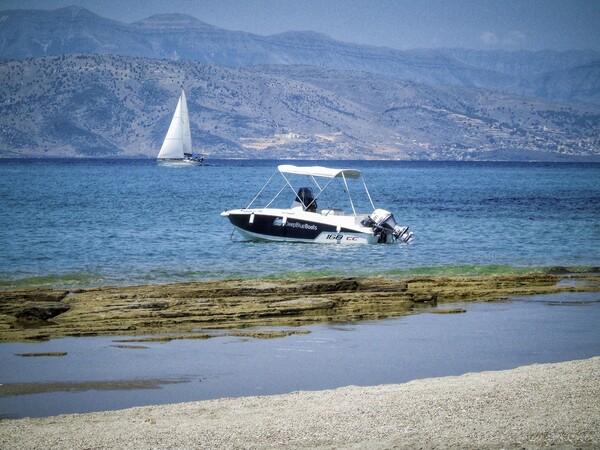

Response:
(1, 271), (598, 342)
(0, 357), (598, 449)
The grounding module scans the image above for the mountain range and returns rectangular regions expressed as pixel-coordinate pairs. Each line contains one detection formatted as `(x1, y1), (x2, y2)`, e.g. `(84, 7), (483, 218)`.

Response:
(0, 6), (599, 160)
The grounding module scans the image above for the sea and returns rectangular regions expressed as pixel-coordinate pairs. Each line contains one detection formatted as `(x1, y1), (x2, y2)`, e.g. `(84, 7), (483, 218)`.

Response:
(1, 159), (599, 287)
(0, 158), (599, 418)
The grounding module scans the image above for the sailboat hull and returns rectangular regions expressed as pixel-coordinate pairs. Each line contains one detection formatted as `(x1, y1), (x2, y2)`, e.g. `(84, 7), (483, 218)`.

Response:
(157, 158), (203, 166)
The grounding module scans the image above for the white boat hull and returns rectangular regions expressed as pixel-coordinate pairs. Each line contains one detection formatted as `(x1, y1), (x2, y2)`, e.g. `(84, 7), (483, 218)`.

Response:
(222, 209), (385, 244)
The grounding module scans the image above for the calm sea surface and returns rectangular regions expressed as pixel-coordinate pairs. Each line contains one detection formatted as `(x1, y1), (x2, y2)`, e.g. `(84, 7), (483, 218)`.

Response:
(1, 159), (599, 287)
(1, 292), (599, 418)
(1, 159), (599, 419)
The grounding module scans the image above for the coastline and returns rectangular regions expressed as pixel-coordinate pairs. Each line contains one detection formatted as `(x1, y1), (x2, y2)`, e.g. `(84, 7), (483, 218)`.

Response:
(1, 271), (599, 342)
(1, 357), (598, 449)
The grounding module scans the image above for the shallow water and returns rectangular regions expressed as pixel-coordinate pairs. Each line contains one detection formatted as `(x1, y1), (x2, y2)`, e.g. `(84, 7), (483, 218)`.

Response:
(1, 159), (599, 288)
(1, 290), (598, 419)
(1, 159), (599, 418)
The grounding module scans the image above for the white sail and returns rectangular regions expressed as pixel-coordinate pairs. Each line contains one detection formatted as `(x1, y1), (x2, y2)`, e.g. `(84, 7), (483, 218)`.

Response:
(157, 89), (192, 160)
(180, 90), (192, 156)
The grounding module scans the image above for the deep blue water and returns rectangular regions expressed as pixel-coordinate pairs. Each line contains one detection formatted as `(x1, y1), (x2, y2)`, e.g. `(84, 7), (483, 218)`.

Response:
(1, 159), (599, 288)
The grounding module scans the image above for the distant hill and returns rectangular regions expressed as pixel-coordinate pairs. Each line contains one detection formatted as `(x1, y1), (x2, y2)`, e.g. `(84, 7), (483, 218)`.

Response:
(1, 54), (598, 160)
(1, 6), (599, 106)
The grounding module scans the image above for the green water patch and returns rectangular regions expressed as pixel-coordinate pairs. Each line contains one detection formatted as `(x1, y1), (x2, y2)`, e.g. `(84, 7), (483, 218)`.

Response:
(0, 273), (104, 290)
(261, 265), (544, 279)
(1, 266), (596, 291)
(383, 265), (546, 277)
(383, 265), (600, 279)
(0, 378), (189, 396)
(264, 269), (345, 280)
(141, 268), (218, 282)
(543, 266), (600, 275)
(254, 265), (599, 281)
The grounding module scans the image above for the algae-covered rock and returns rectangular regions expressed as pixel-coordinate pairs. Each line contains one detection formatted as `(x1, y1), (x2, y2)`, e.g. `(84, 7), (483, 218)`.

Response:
(0, 273), (597, 342)
(0, 290), (69, 303)
(14, 303), (70, 321)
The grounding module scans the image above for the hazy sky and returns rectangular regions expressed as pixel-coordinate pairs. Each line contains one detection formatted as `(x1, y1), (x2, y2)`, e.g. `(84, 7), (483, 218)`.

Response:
(1, 0), (599, 51)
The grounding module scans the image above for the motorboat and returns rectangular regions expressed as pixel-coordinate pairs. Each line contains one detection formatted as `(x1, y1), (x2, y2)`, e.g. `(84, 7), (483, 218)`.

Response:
(157, 89), (205, 166)
(221, 164), (412, 244)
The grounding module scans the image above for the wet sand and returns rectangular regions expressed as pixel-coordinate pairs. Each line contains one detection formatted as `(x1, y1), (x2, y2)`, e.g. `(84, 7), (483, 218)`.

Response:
(1, 271), (598, 342)
(0, 357), (598, 449)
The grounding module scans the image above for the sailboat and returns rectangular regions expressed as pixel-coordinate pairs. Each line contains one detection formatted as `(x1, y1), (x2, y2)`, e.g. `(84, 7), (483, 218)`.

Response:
(157, 89), (204, 165)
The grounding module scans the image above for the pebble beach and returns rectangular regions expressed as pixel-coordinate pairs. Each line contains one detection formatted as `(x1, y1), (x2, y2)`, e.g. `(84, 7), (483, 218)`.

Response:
(1, 357), (598, 449)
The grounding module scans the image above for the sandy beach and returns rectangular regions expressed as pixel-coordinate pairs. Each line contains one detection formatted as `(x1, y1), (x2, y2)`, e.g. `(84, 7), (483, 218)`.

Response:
(0, 357), (598, 449)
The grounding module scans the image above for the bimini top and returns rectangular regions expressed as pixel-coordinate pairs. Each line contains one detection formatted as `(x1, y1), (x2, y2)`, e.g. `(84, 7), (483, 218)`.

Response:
(278, 164), (362, 179)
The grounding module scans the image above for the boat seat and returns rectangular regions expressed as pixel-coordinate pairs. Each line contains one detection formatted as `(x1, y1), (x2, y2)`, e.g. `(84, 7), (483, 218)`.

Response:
(321, 209), (344, 216)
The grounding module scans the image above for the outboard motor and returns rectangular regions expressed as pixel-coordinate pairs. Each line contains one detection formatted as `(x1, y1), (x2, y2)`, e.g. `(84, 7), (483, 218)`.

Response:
(368, 209), (412, 243)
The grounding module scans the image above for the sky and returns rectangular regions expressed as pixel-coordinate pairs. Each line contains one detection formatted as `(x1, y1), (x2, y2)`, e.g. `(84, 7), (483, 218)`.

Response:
(1, 0), (599, 52)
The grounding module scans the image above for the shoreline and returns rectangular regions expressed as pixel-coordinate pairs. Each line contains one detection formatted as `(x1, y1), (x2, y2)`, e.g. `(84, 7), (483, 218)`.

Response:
(1, 271), (599, 343)
(1, 357), (598, 449)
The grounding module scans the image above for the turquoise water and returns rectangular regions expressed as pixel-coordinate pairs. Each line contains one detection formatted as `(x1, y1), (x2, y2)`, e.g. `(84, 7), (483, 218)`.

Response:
(0, 159), (599, 288)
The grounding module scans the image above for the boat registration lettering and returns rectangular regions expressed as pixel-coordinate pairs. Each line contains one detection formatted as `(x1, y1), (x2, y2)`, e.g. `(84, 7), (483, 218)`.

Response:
(326, 234), (357, 241)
